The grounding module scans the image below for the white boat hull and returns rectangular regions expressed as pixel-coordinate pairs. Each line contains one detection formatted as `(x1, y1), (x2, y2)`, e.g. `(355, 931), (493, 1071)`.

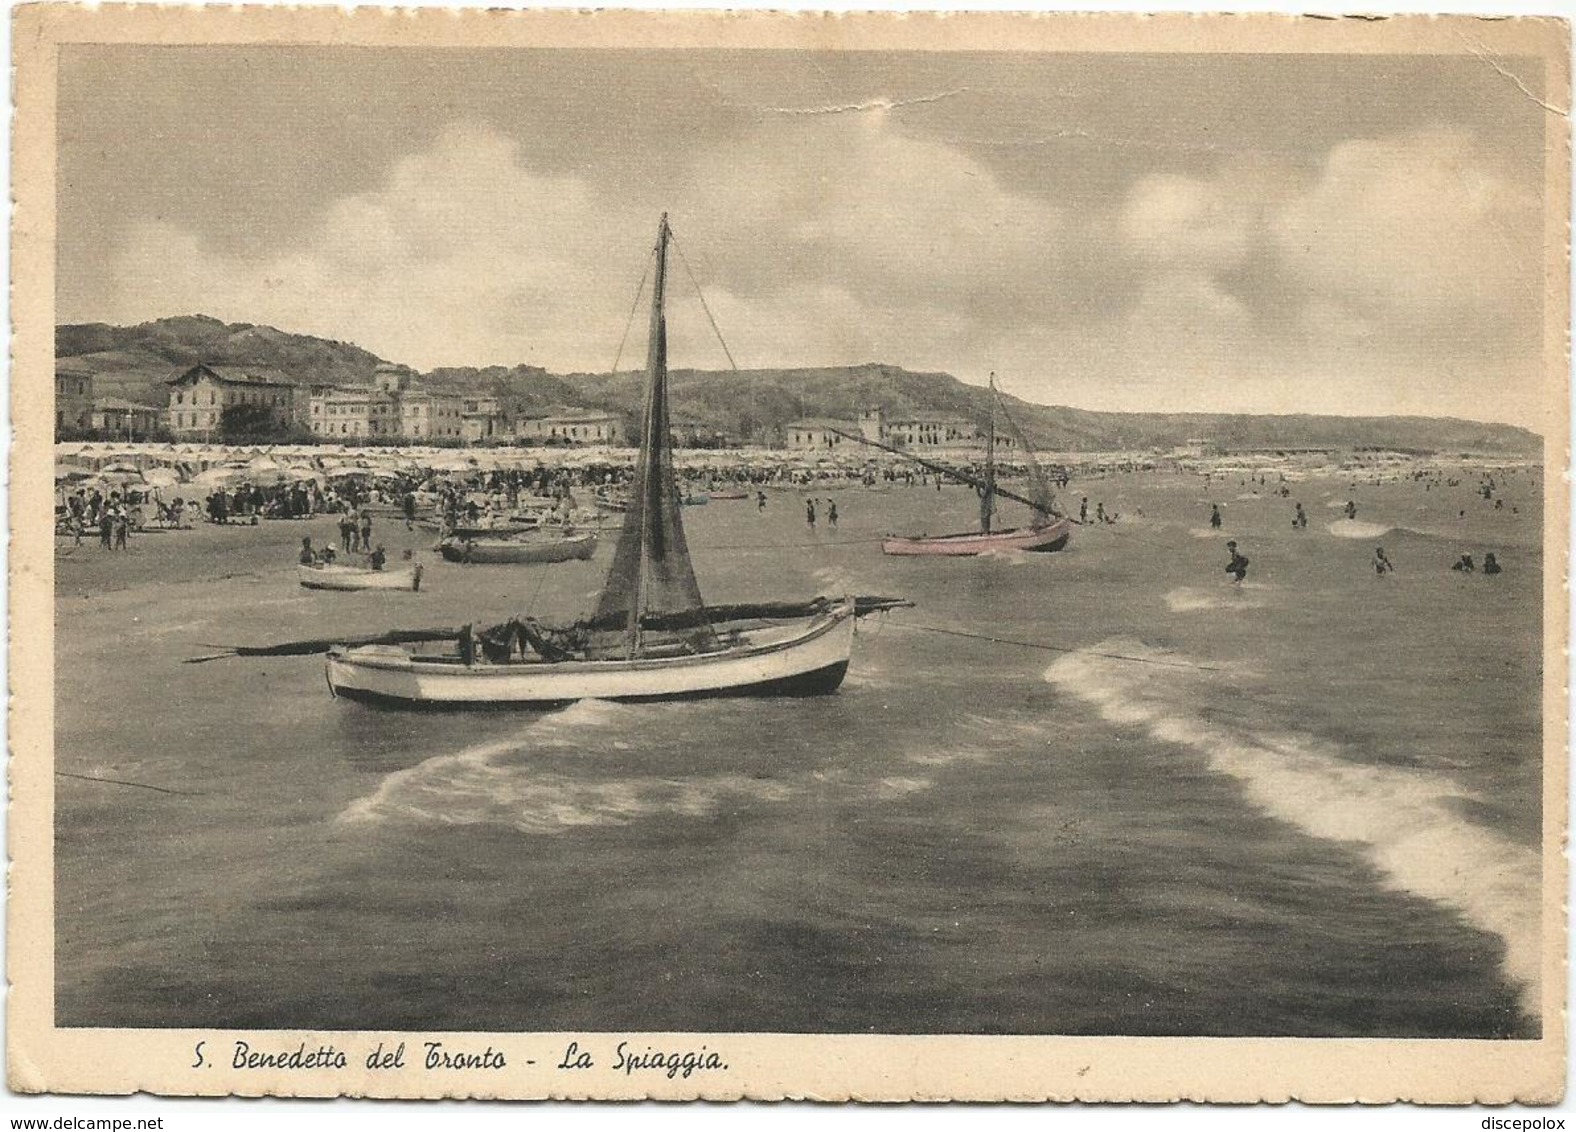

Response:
(325, 600), (856, 708)
(298, 564), (422, 591)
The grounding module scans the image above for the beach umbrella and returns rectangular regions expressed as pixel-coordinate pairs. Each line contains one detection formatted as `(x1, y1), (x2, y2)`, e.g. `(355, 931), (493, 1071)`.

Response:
(191, 467), (245, 489)
(142, 468), (182, 489)
(99, 460), (141, 474)
(287, 466), (323, 483)
(326, 466), (372, 480)
(99, 469), (146, 486)
(54, 464), (93, 482)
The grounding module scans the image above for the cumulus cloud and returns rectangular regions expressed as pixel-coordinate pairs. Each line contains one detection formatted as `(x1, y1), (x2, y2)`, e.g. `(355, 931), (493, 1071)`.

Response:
(99, 115), (1546, 425)
(1274, 129), (1541, 332)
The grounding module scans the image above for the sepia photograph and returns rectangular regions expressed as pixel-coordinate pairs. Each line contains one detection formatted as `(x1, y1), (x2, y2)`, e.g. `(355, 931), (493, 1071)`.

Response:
(9, 5), (1568, 1104)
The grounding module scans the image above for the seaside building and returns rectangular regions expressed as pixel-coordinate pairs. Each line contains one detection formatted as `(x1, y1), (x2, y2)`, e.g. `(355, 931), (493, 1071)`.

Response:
(885, 412), (995, 449)
(55, 365), (95, 433)
(371, 361), (465, 440)
(461, 396), (506, 443)
(785, 418), (858, 450)
(398, 390), (465, 440)
(166, 364), (299, 438)
(91, 397), (162, 439)
(797, 406), (1010, 452)
(308, 386), (400, 439)
(516, 407), (625, 445)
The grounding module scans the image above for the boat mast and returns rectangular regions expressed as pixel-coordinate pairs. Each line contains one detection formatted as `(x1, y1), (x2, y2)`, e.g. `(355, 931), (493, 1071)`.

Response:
(628, 213), (671, 658)
(980, 372), (997, 535)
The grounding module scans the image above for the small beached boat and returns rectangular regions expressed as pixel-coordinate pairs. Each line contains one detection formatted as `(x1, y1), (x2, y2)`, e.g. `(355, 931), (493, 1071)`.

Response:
(299, 562), (423, 592)
(437, 532), (598, 565)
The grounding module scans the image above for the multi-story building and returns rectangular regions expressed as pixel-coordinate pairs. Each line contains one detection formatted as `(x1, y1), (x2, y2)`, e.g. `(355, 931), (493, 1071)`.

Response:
(166, 364), (299, 438)
(461, 396), (505, 443)
(55, 366), (95, 433)
(398, 390), (465, 440)
(308, 386), (400, 439)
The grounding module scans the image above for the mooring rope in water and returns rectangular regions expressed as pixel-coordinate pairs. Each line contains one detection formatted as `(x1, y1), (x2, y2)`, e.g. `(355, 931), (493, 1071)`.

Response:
(885, 621), (1225, 671)
(55, 770), (204, 796)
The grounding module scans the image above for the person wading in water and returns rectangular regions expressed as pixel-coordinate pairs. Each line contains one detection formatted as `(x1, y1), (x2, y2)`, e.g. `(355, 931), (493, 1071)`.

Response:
(1224, 541), (1250, 585)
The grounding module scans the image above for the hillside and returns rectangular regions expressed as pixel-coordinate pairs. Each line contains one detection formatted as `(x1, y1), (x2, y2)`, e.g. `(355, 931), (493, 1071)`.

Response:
(56, 315), (386, 406)
(55, 317), (1543, 455)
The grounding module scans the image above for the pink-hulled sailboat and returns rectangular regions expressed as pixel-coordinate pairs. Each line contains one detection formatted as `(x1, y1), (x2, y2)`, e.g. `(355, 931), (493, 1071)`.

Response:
(847, 375), (1072, 557)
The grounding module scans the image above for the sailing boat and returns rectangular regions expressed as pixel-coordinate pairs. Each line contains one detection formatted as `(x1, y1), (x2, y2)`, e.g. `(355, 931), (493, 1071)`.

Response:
(324, 215), (878, 708)
(865, 375), (1072, 556)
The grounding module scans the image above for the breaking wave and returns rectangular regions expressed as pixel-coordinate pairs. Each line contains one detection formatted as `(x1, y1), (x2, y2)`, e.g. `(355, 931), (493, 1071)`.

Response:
(339, 699), (941, 835)
(1044, 639), (1541, 1019)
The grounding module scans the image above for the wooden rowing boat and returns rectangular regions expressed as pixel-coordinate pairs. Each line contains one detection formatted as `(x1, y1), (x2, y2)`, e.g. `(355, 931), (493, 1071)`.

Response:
(436, 532), (597, 564)
(298, 563), (424, 591)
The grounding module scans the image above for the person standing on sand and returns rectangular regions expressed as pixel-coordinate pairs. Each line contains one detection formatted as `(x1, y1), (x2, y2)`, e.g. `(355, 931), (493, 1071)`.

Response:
(1293, 503), (1307, 530)
(1210, 503), (1222, 530)
(757, 491), (767, 511)
(828, 500), (839, 529)
(403, 490), (417, 531)
(1374, 547), (1394, 576)
(1224, 540), (1250, 584)
(806, 499), (817, 530)
(1079, 497), (1088, 524)
(98, 508), (114, 549)
(359, 508), (373, 554)
(1345, 500), (1358, 520)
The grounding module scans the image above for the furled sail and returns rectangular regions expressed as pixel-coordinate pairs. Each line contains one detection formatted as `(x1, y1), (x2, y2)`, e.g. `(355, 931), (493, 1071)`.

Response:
(591, 214), (718, 656)
(992, 385), (1059, 521)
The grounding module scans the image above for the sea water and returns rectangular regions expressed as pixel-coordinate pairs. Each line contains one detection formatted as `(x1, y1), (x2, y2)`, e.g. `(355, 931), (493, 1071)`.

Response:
(53, 464), (1543, 1036)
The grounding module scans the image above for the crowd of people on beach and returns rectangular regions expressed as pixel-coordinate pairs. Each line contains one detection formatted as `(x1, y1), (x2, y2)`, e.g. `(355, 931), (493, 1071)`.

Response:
(56, 447), (1530, 606)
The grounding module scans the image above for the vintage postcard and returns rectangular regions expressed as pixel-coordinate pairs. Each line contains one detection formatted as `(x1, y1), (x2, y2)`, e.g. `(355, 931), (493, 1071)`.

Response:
(9, 4), (1569, 1104)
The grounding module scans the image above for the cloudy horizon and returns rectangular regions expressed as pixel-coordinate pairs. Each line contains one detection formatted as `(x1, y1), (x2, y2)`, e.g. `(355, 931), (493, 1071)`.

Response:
(58, 47), (1555, 428)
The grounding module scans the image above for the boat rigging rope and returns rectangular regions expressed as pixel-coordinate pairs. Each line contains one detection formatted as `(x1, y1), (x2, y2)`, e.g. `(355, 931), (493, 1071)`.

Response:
(670, 234), (740, 373)
(608, 246), (656, 377)
(884, 621), (1224, 671)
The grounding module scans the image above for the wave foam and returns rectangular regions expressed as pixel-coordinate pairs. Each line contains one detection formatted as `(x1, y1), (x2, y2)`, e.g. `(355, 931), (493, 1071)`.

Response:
(1044, 640), (1541, 1019)
(1164, 586), (1266, 612)
(340, 702), (938, 835)
(1326, 519), (1392, 539)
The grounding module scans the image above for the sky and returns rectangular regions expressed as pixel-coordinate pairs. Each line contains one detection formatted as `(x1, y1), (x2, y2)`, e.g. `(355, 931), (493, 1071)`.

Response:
(56, 46), (1556, 427)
